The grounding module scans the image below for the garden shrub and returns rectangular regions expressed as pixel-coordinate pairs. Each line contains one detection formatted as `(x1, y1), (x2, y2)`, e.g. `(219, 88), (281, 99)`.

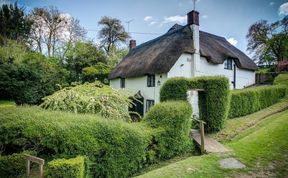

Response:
(160, 76), (230, 132)
(46, 156), (85, 178)
(273, 73), (288, 87)
(0, 50), (68, 105)
(229, 85), (286, 118)
(0, 107), (152, 177)
(40, 82), (132, 121)
(144, 101), (193, 159)
(0, 151), (35, 178)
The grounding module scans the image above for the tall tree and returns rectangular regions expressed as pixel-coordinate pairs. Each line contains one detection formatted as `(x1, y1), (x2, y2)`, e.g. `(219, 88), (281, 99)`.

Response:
(65, 41), (106, 82)
(28, 7), (85, 57)
(98, 16), (129, 55)
(0, 3), (32, 44)
(247, 16), (288, 65)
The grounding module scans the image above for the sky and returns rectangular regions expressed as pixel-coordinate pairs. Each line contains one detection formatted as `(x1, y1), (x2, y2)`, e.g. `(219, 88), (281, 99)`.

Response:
(2, 0), (288, 55)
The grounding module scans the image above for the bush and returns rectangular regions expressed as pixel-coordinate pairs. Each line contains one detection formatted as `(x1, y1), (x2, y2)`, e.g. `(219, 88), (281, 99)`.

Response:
(0, 151), (34, 178)
(0, 51), (68, 105)
(160, 76), (230, 132)
(229, 85), (286, 118)
(0, 107), (152, 177)
(46, 156), (85, 178)
(40, 82), (132, 121)
(144, 101), (193, 159)
(273, 73), (288, 87)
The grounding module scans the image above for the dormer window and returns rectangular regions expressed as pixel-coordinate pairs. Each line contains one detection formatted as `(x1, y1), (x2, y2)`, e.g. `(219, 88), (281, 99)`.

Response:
(224, 58), (233, 70)
(147, 75), (155, 87)
(120, 78), (125, 88)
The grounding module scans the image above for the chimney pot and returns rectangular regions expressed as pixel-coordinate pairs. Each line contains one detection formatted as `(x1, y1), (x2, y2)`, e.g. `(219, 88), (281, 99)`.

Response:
(187, 10), (199, 26)
(129, 40), (136, 50)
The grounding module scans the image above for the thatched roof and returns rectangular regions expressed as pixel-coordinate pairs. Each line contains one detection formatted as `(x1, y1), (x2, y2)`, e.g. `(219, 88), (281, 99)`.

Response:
(109, 24), (257, 79)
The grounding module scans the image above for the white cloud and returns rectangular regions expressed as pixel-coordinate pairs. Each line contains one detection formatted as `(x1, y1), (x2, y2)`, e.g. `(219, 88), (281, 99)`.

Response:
(144, 16), (153, 21)
(202, 15), (208, 19)
(149, 21), (157, 26)
(227, 37), (238, 46)
(279, 2), (288, 15)
(269, 2), (275, 6)
(161, 15), (187, 25)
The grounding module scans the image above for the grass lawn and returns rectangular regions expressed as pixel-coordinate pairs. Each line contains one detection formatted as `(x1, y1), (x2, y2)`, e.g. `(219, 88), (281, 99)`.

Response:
(136, 101), (288, 178)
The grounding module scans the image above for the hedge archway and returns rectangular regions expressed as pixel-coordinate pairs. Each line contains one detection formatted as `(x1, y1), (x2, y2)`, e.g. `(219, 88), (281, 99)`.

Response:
(160, 76), (230, 133)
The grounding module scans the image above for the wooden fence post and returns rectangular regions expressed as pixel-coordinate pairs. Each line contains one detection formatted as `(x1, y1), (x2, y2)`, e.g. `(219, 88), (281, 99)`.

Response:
(200, 120), (205, 154)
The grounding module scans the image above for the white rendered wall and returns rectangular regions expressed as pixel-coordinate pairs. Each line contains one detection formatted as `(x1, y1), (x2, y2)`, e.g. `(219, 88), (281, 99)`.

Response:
(167, 53), (192, 78)
(194, 56), (255, 89)
(110, 74), (167, 113)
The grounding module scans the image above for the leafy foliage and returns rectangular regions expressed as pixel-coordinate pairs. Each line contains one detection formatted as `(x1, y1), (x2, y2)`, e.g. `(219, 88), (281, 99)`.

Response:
(0, 107), (152, 177)
(0, 3), (32, 44)
(273, 73), (288, 87)
(40, 82), (132, 121)
(160, 76), (230, 132)
(46, 156), (85, 178)
(144, 101), (193, 159)
(229, 85), (286, 118)
(98, 16), (129, 54)
(247, 17), (288, 65)
(0, 44), (68, 104)
(65, 41), (107, 82)
(0, 151), (35, 178)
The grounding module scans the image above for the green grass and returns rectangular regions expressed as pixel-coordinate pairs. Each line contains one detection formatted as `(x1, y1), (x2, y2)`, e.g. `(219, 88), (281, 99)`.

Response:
(214, 98), (288, 142)
(136, 104), (288, 178)
(0, 100), (16, 109)
(274, 73), (288, 87)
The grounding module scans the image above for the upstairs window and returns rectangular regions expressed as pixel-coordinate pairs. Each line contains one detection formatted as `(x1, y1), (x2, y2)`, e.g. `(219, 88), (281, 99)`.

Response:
(146, 99), (155, 112)
(147, 75), (155, 87)
(120, 78), (125, 88)
(224, 58), (233, 70)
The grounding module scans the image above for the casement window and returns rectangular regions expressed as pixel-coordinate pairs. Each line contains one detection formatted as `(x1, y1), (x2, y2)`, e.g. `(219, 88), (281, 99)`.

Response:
(224, 58), (233, 70)
(146, 99), (155, 112)
(147, 75), (155, 87)
(120, 78), (125, 88)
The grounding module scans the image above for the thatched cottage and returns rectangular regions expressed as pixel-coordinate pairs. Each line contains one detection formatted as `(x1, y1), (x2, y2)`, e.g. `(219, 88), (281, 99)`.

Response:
(109, 10), (257, 116)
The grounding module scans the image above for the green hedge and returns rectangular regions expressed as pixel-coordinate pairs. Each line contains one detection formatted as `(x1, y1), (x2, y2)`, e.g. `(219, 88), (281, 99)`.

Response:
(0, 151), (34, 178)
(0, 107), (152, 177)
(229, 85), (286, 118)
(144, 101), (193, 159)
(0, 103), (194, 177)
(160, 76), (230, 132)
(273, 73), (288, 87)
(46, 156), (85, 178)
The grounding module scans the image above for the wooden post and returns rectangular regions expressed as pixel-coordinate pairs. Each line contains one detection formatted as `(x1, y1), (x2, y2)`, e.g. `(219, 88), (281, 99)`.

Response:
(26, 159), (30, 176)
(200, 120), (205, 154)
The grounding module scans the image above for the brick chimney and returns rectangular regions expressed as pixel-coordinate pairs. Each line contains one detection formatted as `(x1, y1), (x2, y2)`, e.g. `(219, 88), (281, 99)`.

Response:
(187, 10), (200, 77)
(129, 40), (136, 51)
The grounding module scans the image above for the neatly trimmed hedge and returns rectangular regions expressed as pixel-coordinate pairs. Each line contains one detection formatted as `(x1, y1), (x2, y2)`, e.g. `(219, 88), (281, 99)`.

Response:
(0, 151), (34, 178)
(46, 156), (85, 178)
(160, 76), (230, 132)
(229, 85), (286, 118)
(273, 73), (288, 87)
(144, 101), (193, 159)
(0, 107), (152, 177)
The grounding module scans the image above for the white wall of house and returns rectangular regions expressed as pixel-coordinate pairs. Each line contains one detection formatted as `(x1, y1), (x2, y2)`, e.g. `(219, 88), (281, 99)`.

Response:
(194, 56), (255, 89)
(167, 53), (192, 78)
(110, 74), (167, 112)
